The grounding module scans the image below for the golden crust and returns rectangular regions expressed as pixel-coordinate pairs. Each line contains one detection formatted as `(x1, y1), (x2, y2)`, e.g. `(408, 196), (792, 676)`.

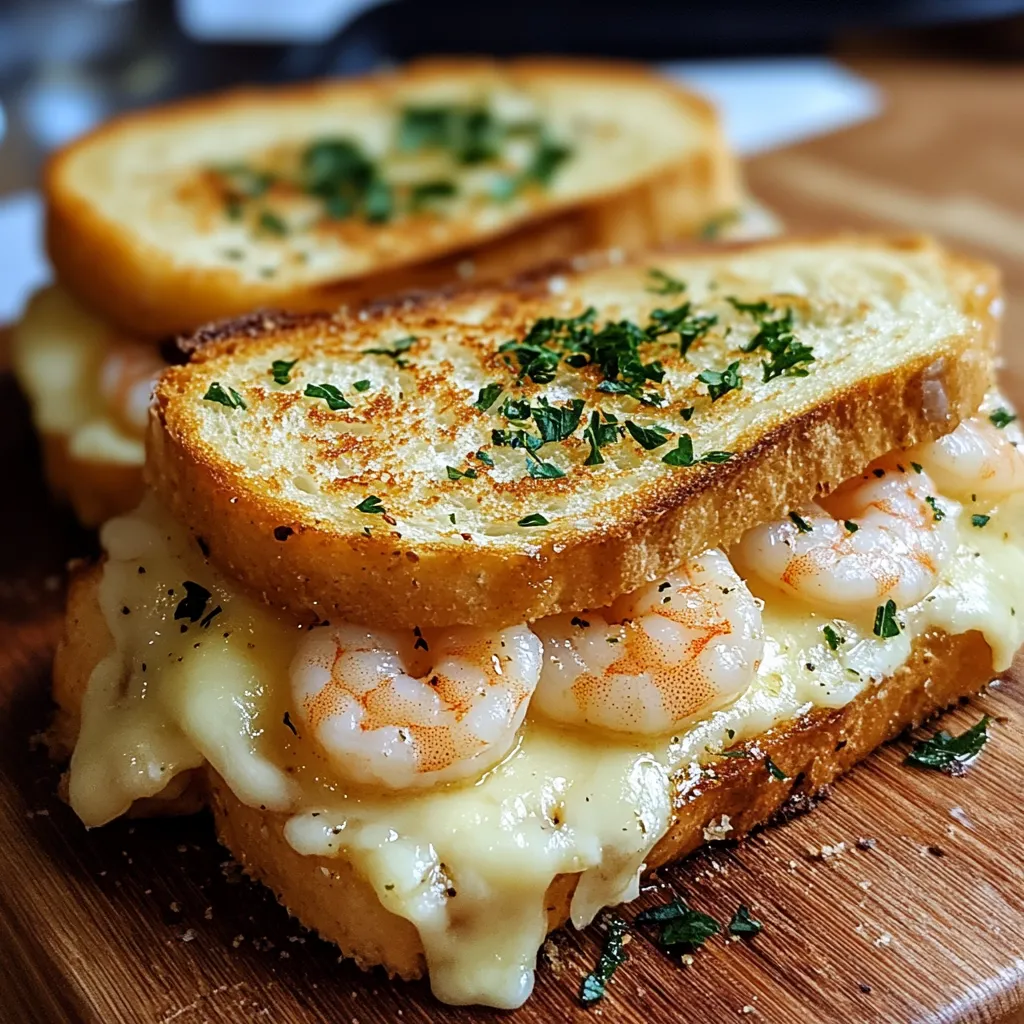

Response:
(149, 234), (1001, 630)
(45, 58), (739, 337)
(51, 565), (1000, 980)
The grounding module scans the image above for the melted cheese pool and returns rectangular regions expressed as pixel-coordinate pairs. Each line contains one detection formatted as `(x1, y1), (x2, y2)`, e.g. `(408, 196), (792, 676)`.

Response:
(68, 480), (1024, 1007)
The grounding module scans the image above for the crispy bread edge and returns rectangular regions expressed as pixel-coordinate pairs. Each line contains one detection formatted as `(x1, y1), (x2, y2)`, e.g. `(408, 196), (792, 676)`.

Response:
(44, 59), (738, 337)
(148, 235), (1001, 630)
(52, 563), (1000, 980)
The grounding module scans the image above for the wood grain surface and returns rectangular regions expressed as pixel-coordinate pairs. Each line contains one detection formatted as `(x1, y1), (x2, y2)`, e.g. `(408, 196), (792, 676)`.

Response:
(2, 58), (1024, 1024)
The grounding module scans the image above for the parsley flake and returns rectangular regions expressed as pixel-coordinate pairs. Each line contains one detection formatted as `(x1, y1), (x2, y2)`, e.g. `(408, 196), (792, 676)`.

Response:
(354, 496), (386, 515)
(925, 496), (945, 521)
(353, 379), (372, 392)
(270, 359), (297, 385)
(789, 511), (813, 533)
(532, 397), (585, 443)
(844, 520), (859, 533)
(203, 382), (246, 409)
(906, 716), (991, 775)
(765, 755), (789, 782)
(474, 450), (494, 467)
(518, 513), (549, 527)
(474, 383), (503, 412)
(364, 335), (416, 367)
(728, 904), (763, 937)
(911, 462), (924, 474)
(872, 599), (901, 638)
(822, 624), (845, 651)
(304, 383), (352, 410)
(645, 268), (686, 296)
(446, 466), (478, 481)
(584, 410), (620, 466)
(625, 421), (671, 451)
(972, 514), (991, 528)
(525, 454), (565, 479)
(697, 361), (743, 402)
(257, 209), (288, 236)
(635, 898), (720, 950)
(990, 408), (1017, 429)
(579, 914), (629, 1006)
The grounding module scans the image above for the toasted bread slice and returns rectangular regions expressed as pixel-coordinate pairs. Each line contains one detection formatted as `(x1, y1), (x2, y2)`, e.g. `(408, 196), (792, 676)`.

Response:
(150, 235), (1000, 630)
(52, 563), (999, 980)
(46, 58), (739, 337)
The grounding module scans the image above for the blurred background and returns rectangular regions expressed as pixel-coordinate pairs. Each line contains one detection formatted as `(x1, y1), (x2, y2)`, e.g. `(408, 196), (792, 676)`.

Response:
(1, 0), (1023, 332)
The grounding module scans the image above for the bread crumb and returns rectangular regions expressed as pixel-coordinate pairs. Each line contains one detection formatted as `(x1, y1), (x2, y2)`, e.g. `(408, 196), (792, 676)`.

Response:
(169, 901), (181, 913)
(181, 929), (196, 943)
(703, 815), (732, 842)
(680, 953), (694, 966)
(855, 837), (877, 851)
(805, 841), (846, 861)
(874, 933), (892, 947)
(858, 880), (872, 891)
(204, 907), (214, 920)
(541, 939), (564, 975)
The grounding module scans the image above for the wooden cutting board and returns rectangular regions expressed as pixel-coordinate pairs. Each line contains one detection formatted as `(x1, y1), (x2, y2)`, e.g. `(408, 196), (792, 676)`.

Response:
(2, 58), (1024, 1024)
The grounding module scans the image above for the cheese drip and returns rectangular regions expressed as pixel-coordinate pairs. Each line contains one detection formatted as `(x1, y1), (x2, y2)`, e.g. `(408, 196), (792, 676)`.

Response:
(69, 475), (1024, 1007)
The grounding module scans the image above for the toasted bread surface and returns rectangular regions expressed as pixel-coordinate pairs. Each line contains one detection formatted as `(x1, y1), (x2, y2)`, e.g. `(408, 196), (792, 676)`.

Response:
(52, 564), (998, 980)
(46, 59), (738, 336)
(150, 235), (1000, 630)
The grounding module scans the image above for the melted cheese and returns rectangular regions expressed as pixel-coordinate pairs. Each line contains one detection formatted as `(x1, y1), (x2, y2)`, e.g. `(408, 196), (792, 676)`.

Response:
(69, 479), (1024, 1008)
(10, 286), (145, 464)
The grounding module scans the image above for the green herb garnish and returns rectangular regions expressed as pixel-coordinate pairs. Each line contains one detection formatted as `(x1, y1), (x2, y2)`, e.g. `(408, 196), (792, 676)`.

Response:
(203, 382), (246, 409)
(525, 454), (565, 479)
(304, 383), (352, 410)
(925, 496), (945, 521)
(872, 599), (901, 639)
(579, 914), (629, 1006)
(410, 179), (457, 209)
(532, 398), (585, 443)
(728, 904), (763, 937)
(474, 383), (503, 412)
(911, 462), (924, 474)
(635, 898), (720, 950)
(364, 335), (417, 367)
(353, 379), (372, 392)
(990, 408), (1017, 429)
(257, 209), (288, 236)
(446, 466), (478, 481)
(518, 513), (549, 527)
(474, 450), (495, 467)
(765, 755), (789, 782)
(646, 268), (686, 296)
(647, 303), (717, 358)
(270, 359), (297, 385)
(354, 496), (386, 515)
(844, 520), (859, 533)
(625, 421), (671, 451)
(583, 410), (621, 466)
(972, 514), (991, 528)
(789, 511), (813, 533)
(697, 361), (743, 402)
(906, 716), (991, 776)
(822, 624), (845, 651)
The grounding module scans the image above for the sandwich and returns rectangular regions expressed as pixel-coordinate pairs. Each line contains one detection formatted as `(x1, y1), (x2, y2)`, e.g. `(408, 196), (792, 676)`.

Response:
(9, 58), (741, 526)
(51, 235), (1023, 1008)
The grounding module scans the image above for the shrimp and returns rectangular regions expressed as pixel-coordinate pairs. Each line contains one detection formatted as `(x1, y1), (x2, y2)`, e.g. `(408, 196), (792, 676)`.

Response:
(904, 416), (1024, 503)
(733, 460), (959, 615)
(98, 344), (165, 436)
(290, 622), (542, 789)
(531, 549), (764, 735)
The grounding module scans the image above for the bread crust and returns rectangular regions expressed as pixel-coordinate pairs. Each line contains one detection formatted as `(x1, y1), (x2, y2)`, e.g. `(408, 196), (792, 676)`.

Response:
(45, 58), (739, 337)
(52, 564), (1000, 980)
(148, 235), (1001, 630)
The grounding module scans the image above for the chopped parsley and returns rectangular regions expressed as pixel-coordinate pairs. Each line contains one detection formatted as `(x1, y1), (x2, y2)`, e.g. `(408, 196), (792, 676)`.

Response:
(304, 383), (352, 410)
(645, 268), (686, 296)
(680, 406), (695, 421)
(354, 495), (386, 515)
(911, 462), (924, 474)
(474, 383), (503, 412)
(872, 599), (901, 639)
(446, 466), (478, 481)
(353, 379), (372, 392)
(789, 511), (813, 533)
(635, 898), (720, 950)
(203, 382), (246, 409)
(990, 407), (1017, 429)
(728, 904), (763, 937)
(925, 495), (945, 521)
(525, 454), (565, 479)
(906, 716), (990, 775)
(730, 301), (815, 381)
(844, 520), (859, 533)
(579, 914), (629, 1006)
(765, 755), (789, 782)
(364, 335), (416, 367)
(625, 421), (671, 451)
(474, 449), (495, 467)
(257, 209), (288, 236)
(517, 513), (549, 527)
(270, 359), (297, 385)
(822, 624), (845, 651)
(697, 361), (743, 402)
(662, 434), (734, 467)
(173, 581), (212, 623)
(972, 514), (991, 528)
(532, 398), (585, 443)
(409, 179), (457, 209)
(647, 303), (718, 358)
(583, 410), (621, 466)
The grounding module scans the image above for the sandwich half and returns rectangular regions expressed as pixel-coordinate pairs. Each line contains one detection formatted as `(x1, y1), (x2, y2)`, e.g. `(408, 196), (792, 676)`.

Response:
(51, 235), (1023, 1009)
(11, 58), (741, 526)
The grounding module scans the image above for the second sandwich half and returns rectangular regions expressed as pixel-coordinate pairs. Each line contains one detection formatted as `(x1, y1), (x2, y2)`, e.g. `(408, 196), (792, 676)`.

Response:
(52, 235), (1024, 1008)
